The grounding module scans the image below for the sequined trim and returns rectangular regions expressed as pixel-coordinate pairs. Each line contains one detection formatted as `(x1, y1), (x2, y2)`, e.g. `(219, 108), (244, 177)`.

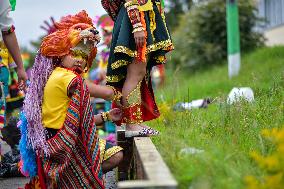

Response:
(106, 85), (123, 103)
(99, 139), (123, 162)
(114, 46), (137, 57)
(114, 39), (173, 58)
(154, 55), (166, 64)
(149, 10), (156, 42)
(106, 75), (125, 83)
(103, 146), (123, 161)
(123, 103), (143, 124)
(126, 80), (142, 105)
(147, 39), (173, 53)
(111, 60), (131, 70)
(99, 139), (107, 163)
(161, 16), (169, 37)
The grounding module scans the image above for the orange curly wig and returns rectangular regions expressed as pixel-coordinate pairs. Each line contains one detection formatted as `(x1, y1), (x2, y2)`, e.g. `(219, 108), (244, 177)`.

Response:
(40, 10), (99, 70)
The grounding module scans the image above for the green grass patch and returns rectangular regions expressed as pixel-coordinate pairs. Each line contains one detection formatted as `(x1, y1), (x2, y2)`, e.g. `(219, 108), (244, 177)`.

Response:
(148, 46), (284, 189)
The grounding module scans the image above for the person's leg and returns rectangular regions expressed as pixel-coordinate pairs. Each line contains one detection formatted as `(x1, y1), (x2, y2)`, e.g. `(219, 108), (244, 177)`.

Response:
(121, 61), (160, 137)
(99, 139), (123, 174)
(86, 80), (114, 100)
(102, 151), (123, 174)
(0, 66), (9, 162)
(122, 61), (146, 131)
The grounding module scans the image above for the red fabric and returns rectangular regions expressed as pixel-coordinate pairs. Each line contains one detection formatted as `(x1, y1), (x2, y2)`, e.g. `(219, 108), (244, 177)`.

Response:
(123, 103), (142, 122)
(112, 77), (159, 125)
(140, 78), (160, 121)
(37, 155), (47, 189)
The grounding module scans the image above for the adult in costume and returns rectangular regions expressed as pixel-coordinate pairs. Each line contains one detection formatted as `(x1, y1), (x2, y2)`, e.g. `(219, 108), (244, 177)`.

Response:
(101, 0), (174, 136)
(20, 11), (123, 189)
(0, 0), (27, 164)
(0, 0), (27, 127)
(0, 40), (16, 128)
(90, 14), (114, 84)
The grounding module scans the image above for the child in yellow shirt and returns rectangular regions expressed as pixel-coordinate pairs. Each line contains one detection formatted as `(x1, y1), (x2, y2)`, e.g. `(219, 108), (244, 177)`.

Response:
(20, 11), (123, 189)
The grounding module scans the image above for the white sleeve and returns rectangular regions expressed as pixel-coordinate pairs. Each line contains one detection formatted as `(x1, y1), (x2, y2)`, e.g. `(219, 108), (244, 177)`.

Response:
(0, 0), (14, 32)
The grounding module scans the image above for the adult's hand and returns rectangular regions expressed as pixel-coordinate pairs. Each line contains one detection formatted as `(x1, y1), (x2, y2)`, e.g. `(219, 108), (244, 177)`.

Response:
(16, 67), (28, 91)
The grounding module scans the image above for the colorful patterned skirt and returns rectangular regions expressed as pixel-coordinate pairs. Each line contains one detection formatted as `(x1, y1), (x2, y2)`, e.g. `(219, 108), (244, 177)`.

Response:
(106, 4), (174, 87)
(45, 128), (123, 164)
(106, 3), (174, 123)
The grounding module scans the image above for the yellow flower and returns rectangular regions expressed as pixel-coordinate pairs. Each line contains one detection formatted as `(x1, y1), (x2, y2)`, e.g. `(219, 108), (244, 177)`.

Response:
(263, 173), (283, 189)
(246, 127), (284, 189)
(264, 155), (280, 172)
(261, 129), (271, 138)
(244, 176), (260, 189)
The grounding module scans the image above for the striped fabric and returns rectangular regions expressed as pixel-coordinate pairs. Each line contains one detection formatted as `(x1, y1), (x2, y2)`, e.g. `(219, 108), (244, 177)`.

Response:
(27, 76), (104, 189)
(0, 82), (6, 129)
(0, 104), (4, 128)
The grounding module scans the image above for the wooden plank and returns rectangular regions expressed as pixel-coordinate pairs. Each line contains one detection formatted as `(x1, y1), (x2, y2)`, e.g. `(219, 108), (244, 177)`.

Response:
(134, 137), (177, 183)
(118, 180), (177, 189)
(117, 135), (177, 189)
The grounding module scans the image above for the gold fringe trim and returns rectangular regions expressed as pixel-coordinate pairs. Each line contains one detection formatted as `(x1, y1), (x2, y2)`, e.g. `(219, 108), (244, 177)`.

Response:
(99, 139), (123, 162)
(154, 55), (166, 64)
(106, 75), (125, 83)
(161, 11), (170, 38)
(114, 39), (173, 58)
(149, 10), (156, 42)
(99, 139), (107, 163)
(103, 146), (123, 161)
(111, 60), (131, 70)
(114, 46), (137, 57)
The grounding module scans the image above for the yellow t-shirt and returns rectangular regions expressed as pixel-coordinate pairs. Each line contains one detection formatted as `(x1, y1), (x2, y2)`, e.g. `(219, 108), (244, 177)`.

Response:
(42, 67), (77, 129)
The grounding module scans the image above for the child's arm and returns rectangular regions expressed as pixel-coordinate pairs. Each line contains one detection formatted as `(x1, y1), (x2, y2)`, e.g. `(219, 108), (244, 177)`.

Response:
(85, 80), (113, 100)
(94, 108), (122, 126)
(85, 80), (122, 106)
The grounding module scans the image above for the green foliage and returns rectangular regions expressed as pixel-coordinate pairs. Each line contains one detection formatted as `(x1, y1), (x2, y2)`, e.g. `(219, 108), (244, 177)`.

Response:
(149, 46), (284, 189)
(171, 0), (265, 70)
(165, 0), (193, 29)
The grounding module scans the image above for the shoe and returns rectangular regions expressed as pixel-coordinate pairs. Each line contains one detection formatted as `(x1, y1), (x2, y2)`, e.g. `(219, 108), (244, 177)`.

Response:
(125, 128), (159, 138)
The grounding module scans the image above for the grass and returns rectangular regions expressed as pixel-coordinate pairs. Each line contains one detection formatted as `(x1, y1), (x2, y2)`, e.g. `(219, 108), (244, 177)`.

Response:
(148, 46), (284, 189)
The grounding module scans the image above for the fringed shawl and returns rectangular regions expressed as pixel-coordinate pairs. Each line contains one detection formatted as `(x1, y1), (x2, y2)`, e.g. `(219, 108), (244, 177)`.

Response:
(41, 76), (103, 189)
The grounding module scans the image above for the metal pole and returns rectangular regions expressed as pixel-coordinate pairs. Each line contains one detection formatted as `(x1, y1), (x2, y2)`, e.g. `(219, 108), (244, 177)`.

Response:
(227, 0), (241, 78)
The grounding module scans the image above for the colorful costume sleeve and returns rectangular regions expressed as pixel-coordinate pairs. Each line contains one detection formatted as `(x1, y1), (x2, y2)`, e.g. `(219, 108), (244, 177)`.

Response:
(9, 0), (16, 11)
(124, 0), (149, 62)
(0, 0), (15, 35)
(124, 0), (144, 33)
(101, 0), (124, 21)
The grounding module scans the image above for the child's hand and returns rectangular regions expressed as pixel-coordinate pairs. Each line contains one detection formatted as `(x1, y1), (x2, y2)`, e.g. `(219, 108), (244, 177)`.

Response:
(109, 108), (122, 122)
